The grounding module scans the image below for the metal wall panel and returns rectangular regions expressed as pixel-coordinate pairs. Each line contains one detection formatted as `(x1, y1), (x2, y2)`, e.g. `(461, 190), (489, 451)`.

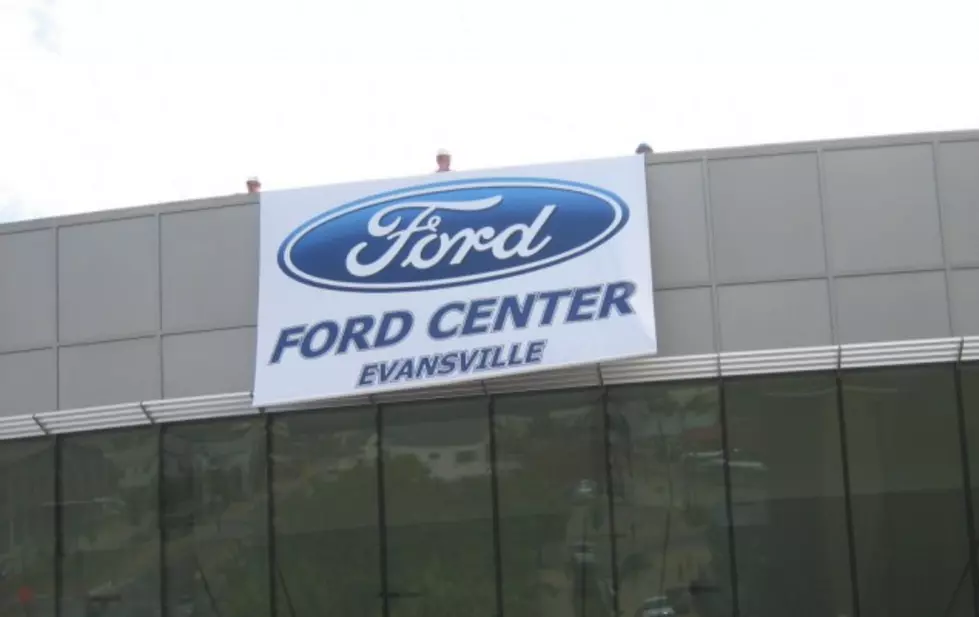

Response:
(647, 161), (711, 288)
(822, 144), (945, 273)
(0, 349), (56, 415)
(938, 140), (979, 266)
(652, 288), (716, 354)
(58, 216), (160, 342)
(58, 337), (161, 409)
(0, 131), (977, 415)
(0, 229), (56, 352)
(708, 153), (826, 282)
(160, 204), (259, 331)
(162, 327), (256, 398)
(950, 269), (979, 336)
(835, 271), (951, 343)
(717, 280), (832, 351)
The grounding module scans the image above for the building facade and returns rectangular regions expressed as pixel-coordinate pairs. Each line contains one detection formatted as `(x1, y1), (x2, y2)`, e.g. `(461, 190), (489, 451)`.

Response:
(1, 130), (979, 617)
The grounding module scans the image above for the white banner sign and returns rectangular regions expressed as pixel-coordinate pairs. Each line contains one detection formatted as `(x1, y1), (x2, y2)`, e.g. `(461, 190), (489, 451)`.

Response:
(254, 155), (657, 407)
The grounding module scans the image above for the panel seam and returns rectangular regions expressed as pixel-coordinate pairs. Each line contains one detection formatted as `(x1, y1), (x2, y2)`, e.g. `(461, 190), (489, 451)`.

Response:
(931, 141), (958, 336)
(701, 157), (723, 354)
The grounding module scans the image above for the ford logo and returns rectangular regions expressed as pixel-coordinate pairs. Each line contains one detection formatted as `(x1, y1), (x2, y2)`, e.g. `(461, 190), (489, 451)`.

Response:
(278, 177), (630, 293)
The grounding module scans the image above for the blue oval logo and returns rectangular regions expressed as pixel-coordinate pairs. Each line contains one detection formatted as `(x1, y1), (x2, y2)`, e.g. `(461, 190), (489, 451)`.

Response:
(278, 177), (630, 292)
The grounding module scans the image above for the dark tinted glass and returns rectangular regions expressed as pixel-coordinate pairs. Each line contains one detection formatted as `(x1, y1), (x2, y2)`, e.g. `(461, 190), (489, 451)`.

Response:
(725, 374), (853, 617)
(381, 398), (495, 617)
(494, 389), (614, 617)
(0, 438), (55, 617)
(607, 382), (733, 617)
(959, 362), (979, 606)
(162, 419), (268, 617)
(271, 407), (381, 617)
(843, 366), (972, 617)
(59, 428), (160, 617)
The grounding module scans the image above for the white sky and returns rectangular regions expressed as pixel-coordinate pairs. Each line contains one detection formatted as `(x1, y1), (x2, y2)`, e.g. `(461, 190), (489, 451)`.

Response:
(1, 0), (978, 223)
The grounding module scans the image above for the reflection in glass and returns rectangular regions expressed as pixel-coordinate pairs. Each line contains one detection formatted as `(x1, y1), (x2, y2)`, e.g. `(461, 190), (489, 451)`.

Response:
(843, 366), (972, 617)
(0, 439), (54, 617)
(272, 408), (381, 617)
(725, 374), (853, 617)
(59, 428), (160, 617)
(607, 383), (731, 617)
(163, 420), (268, 617)
(382, 398), (495, 617)
(494, 389), (613, 617)
(958, 362), (979, 610)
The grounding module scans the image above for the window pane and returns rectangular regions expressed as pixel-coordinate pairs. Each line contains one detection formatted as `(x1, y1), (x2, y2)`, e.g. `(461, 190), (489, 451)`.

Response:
(494, 389), (613, 617)
(963, 363), (979, 518)
(0, 439), (55, 617)
(382, 398), (495, 617)
(725, 374), (853, 617)
(843, 366), (973, 617)
(608, 382), (732, 617)
(163, 419), (268, 617)
(60, 428), (160, 617)
(960, 362), (979, 605)
(272, 408), (381, 617)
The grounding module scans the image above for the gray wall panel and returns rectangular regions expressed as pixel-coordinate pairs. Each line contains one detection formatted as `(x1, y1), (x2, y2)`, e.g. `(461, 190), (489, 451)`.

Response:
(937, 141), (979, 266)
(58, 217), (160, 342)
(652, 288), (715, 354)
(949, 269), (979, 336)
(0, 349), (56, 416)
(0, 229), (56, 352)
(161, 205), (259, 331)
(718, 280), (832, 351)
(162, 327), (256, 398)
(709, 153), (825, 281)
(58, 338), (161, 409)
(647, 162), (711, 287)
(835, 272), (951, 343)
(823, 145), (944, 273)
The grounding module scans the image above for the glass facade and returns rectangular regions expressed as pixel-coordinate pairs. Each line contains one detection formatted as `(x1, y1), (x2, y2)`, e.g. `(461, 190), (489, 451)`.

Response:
(60, 428), (159, 617)
(2, 364), (979, 617)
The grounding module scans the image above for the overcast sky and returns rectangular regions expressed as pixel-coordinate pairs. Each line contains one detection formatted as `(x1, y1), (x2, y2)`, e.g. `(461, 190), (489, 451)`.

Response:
(1, 0), (978, 223)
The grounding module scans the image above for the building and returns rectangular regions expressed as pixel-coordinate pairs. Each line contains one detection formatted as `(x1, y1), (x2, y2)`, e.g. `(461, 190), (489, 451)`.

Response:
(1, 129), (979, 617)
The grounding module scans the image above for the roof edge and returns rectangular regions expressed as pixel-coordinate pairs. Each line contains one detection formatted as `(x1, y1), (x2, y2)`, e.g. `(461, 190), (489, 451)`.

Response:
(0, 192), (258, 235)
(3, 127), (978, 233)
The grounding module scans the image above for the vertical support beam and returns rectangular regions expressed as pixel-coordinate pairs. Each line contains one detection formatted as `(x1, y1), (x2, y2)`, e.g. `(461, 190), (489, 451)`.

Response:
(600, 388), (621, 617)
(264, 413), (279, 617)
(717, 377), (740, 617)
(54, 434), (63, 617)
(953, 363), (979, 617)
(158, 425), (168, 617)
(487, 395), (505, 617)
(54, 435), (65, 617)
(835, 370), (862, 617)
(375, 405), (390, 617)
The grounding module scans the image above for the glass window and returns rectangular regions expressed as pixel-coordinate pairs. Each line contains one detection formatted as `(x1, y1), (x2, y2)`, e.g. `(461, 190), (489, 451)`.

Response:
(381, 398), (495, 617)
(725, 374), (853, 617)
(59, 428), (160, 617)
(0, 438), (55, 617)
(959, 363), (979, 605)
(607, 382), (733, 617)
(162, 419), (268, 617)
(271, 408), (381, 617)
(494, 389), (614, 617)
(843, 366), (973, 617)
(963, 363), (979, 512)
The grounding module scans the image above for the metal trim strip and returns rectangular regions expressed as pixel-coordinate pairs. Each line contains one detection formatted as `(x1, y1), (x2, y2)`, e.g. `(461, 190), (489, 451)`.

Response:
(2, 335), (977, 441)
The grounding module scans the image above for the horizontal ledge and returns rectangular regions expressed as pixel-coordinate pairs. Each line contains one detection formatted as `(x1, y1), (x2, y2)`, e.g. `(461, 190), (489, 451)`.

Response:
(1, 336), (977, 441)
